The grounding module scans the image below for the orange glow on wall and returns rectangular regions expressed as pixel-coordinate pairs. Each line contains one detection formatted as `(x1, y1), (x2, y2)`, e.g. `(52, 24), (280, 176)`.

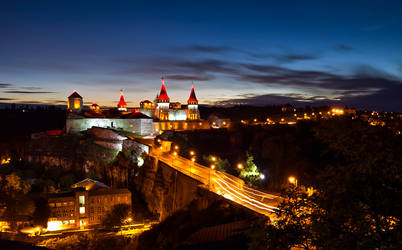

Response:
(74, 100), (80, 109)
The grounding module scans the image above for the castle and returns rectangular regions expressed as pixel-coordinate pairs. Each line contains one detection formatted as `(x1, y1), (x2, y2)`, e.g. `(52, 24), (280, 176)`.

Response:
(66, 79), (209, 135)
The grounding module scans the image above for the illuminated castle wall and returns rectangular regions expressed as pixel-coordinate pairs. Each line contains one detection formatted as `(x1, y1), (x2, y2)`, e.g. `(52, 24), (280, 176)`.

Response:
(140, 79), (200, 121)
(66, 80), (204, 135)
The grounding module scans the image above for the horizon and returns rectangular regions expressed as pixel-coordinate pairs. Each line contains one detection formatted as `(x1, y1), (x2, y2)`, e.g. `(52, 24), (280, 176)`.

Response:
(1, 1), (402, 111)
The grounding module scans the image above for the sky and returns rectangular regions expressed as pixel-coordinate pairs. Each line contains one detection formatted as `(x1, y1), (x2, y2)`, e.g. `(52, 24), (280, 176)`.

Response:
(1, 0), (402, 111)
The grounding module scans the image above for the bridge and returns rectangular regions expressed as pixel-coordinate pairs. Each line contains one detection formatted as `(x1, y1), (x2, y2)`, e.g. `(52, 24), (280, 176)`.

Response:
(148, 145), (281, 217)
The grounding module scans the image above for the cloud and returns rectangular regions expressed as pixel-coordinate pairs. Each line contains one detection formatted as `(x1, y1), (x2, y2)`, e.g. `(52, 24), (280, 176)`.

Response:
(0, 60), (86, 73)
(214, 93), (339, 106)
(0, 97), (15, 101)
(238, 63), (401, 93)
(166, 74), (215, 81)
(333, 44), (354, 52)
(274, 53), (318, 63)
(183, 45), (233, 53)
(0, 82), (12, 88)
(3, 91), (56, 94)
(114, 53), (402, 110)
(116, 58), (240, 76)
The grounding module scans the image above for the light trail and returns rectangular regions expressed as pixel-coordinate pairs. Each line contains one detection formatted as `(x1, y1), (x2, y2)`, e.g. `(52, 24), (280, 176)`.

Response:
(149, 147), (280, 216)
(214, 175), (278, 210)
(216, 172), (279, 199)
(213, 178), (276, 213)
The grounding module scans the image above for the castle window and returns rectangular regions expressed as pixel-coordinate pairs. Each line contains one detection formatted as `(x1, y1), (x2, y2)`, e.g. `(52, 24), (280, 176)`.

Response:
(74, 100), (80, 109)
(79, 195), (85, 206)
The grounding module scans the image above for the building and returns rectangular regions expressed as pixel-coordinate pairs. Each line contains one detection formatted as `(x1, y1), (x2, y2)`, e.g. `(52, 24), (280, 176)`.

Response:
(47, 178), (131, 230)
(67, 91), (83, 112)
(140, 79), (200, 121)
(67, 79), (208, 135)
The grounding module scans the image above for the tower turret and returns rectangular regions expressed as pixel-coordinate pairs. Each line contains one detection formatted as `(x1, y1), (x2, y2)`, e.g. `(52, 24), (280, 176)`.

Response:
(155, 79), (170, 120)
(187, 85), (199, 120)
(67, 91), (83, 113)
(117, 90), (127, 111)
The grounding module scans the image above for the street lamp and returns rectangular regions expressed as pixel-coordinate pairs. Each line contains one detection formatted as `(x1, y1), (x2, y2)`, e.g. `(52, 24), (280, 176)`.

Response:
(211, 156), (216, 162)
(288, 176), (297, 186)
(237, 163), (243, 169)
(175, 145), (179, 150)
(190, 156), (196, 177)
(260, 174), (265, 180)
(190, 150), (195, 156)
(209, 164), (215, 188)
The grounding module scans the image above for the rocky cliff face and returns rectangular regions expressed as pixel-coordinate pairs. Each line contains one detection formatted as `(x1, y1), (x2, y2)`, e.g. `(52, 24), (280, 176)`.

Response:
(25, 128), (148, 188)
(134, 156), (248, 221)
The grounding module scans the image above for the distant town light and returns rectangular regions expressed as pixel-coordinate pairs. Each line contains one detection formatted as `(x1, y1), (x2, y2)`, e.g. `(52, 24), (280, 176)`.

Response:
(288, 176), (297, 186)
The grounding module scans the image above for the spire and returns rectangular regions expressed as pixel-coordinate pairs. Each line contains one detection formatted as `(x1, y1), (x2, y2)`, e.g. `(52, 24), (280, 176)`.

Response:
(187, 84), (198, 104)
(157, 78), (170, 100)
(118, 90), (127, 107)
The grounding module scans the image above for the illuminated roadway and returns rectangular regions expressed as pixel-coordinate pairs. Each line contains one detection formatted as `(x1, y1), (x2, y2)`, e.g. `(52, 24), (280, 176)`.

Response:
(149, 148), (281, 217)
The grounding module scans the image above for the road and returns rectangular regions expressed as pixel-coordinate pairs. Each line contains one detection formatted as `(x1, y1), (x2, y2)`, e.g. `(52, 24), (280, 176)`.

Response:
(149, 148), (281, 217)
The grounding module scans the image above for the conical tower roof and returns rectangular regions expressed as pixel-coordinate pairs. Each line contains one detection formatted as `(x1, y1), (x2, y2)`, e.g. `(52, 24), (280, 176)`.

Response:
(157, 79), (170, 100)
(68, 91), (82, 99)
(187, 85), (198, 103)
(118, 91), (127, 106)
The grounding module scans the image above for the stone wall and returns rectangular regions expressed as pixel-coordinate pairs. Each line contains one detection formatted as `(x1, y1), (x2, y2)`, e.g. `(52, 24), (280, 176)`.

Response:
(66, 118), (153, 135)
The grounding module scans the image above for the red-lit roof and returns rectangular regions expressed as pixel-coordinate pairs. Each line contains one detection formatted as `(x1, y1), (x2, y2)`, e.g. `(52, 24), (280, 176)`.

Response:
(68, 91), (82, 99)
(157, 79), (170, 100)
(187, 85), (198, 103)
(118, 91), (127, 106)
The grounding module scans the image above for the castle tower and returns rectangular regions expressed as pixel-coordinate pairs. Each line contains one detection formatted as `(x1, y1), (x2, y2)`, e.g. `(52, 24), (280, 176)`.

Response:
(67, 91), (83, 113)
(155, 79), (170, 120)
(187, 85), (199, 120)
(117, 90), (127, 111)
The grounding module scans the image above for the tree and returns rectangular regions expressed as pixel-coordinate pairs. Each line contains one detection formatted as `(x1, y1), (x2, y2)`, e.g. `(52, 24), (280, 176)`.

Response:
(202, 155), (229, 173)
(32, 197), (51, 228)
(238, 154), (261, 186)
(102, 203), (131, 230)
(250, 120), (402, 249)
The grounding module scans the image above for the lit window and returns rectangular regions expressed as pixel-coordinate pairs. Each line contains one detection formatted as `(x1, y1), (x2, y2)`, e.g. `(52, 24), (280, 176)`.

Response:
(80, 207), (85, 214)
(74, 100), (80, 109)
(79, 195), (85, 205)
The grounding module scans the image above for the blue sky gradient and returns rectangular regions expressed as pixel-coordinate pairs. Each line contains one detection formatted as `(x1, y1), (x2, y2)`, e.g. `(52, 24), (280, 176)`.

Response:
(1, 0), (402, 110)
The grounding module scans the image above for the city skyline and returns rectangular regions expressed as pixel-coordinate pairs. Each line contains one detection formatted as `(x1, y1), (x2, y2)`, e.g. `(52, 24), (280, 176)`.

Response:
(1, 0), (402, 111)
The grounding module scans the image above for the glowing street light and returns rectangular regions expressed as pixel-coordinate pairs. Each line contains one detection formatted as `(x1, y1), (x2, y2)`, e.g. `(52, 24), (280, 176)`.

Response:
(191, 157), (196, 162)
(237, 163), (243, 169)
(173, 152), (177, 156)
(211, 156), (216, 161)
(288, 176), (297, 186)
(190, 150), (195, 156)
(260, 174), (265, 180)
(211, 164), (215, 169)
(175, 145), (179, 150)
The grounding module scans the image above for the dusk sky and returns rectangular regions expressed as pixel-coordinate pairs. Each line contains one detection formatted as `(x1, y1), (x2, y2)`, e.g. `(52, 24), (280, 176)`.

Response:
(1, 0), (402, 110)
